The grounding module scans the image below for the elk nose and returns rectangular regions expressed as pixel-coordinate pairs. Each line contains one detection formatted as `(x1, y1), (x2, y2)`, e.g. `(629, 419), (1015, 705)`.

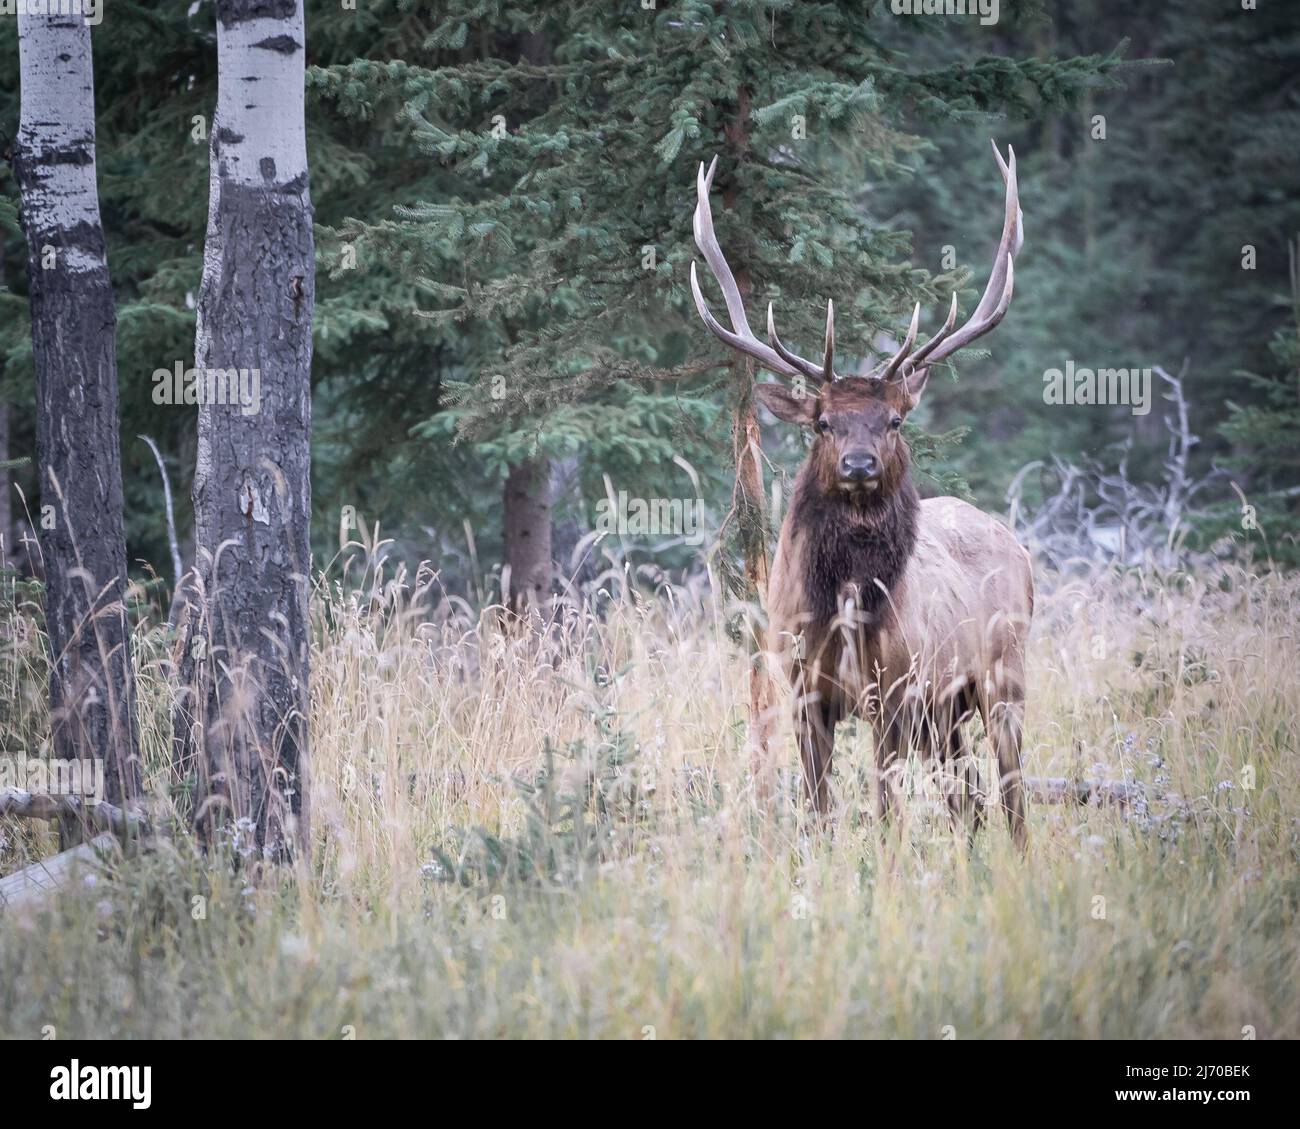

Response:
(840, 452), (879, 482)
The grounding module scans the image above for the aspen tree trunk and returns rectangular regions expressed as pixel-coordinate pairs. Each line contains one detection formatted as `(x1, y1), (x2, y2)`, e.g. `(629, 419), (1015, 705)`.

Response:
(724, 86), (777, 798)
(13, 9), (142, 814)
(503, 458), (554, 613)
(172, 0), (314, 860)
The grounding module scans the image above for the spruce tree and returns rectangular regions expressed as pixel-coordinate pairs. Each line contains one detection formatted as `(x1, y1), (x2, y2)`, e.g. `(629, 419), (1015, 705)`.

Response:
(1219, 244), (1300, 565)
(873, 0), (1298, 512)
(316, 1), (1115, 576)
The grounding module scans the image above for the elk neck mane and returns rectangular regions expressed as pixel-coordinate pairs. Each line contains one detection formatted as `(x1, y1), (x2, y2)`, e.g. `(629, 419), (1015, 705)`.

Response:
(791, 446), (920, 630)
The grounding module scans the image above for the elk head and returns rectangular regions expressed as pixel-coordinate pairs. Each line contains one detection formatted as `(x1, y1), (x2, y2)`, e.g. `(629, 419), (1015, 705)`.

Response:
(689, 141), (1023, 501)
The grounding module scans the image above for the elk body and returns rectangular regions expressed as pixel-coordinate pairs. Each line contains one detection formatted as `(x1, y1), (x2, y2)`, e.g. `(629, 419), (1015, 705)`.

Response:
(690, 144), (1033, 847)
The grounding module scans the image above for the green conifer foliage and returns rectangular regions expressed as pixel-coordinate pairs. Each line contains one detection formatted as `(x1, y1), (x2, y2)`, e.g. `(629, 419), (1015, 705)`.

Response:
(314, 0), (1115, 589)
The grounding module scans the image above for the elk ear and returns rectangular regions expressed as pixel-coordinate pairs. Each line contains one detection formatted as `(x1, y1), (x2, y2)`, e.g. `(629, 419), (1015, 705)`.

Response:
(898, 365), (931, 412)
(754, 382), (817, 424)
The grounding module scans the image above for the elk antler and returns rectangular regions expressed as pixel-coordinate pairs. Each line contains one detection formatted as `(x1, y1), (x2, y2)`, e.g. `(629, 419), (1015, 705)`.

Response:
(691, 142), (1022, 388)
(881, 140), (1023, 384)
(690, 156), (834, 382)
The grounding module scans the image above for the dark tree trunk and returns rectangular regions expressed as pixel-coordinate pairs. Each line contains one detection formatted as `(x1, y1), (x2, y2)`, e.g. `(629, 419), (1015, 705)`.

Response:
(723, 84), (777, 794)
(172, 0), (314, 860)
(13, 10), (142, 813)
(0, 238), (9, 568)
(0, 239), (10, 564)
(503, 458), (553, 613)
(0, 401), (10, 565)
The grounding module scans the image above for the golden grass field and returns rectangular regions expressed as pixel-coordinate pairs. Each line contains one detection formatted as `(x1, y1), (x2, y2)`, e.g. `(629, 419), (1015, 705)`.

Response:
(1, 550), (1297, 1038)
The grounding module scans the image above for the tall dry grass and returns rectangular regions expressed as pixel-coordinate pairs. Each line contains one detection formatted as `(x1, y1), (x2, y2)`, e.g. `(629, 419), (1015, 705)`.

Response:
(0, 550), (1296, 1038)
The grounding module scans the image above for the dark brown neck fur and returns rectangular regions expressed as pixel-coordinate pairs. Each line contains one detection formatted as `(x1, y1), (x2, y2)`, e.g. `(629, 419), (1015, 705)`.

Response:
(792, 456), (919, 631)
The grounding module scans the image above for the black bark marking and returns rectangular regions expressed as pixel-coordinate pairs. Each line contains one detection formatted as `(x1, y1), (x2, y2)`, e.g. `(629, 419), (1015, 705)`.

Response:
(16, 219), (109, 267)
(259, 156), (277, 181)
(35, 146), (94, 167)
(216, 0), (297, 29)
(253, 34), (301, 54)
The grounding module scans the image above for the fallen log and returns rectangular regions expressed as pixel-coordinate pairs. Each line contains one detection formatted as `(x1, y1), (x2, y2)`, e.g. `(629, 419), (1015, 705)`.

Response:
(1023, 775), (1150, 809)
(0, 833), (117, 912)
(0, 787), (149, 837)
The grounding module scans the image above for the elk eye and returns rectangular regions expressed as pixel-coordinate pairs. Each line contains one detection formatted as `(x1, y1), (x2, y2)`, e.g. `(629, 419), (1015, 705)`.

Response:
(889, 416), (903, 430)
(816, 416), (831, 434)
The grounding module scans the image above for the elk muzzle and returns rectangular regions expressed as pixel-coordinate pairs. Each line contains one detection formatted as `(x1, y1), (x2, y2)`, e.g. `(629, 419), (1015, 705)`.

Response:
(839, 451), (881, 489)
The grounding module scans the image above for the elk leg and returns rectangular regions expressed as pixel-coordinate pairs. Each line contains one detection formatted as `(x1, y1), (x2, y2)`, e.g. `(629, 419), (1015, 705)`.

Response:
(942, 689), (984, 842)
(872, 712), (906, 829)
(943, 721), (985, 844)
(985, 687), (1027, 852)
(796, 697), (836, 817)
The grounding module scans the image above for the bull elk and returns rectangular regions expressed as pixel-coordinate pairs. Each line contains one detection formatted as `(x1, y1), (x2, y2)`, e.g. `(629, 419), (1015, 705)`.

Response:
(690, 142), (1033, 848)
